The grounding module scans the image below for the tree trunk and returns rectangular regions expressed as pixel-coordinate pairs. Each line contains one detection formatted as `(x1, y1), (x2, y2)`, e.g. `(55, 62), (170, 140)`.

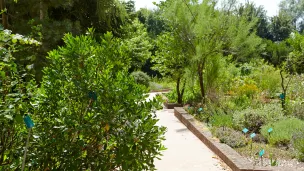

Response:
(0, 0), (8, 29)
(176, 77), (182, 104)
(40, 1), (44, 20)
(198, 64), (206, 103)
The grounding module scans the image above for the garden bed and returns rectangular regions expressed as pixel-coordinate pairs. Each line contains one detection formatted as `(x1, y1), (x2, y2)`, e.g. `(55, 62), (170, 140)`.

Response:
(174, 107), (304, 171)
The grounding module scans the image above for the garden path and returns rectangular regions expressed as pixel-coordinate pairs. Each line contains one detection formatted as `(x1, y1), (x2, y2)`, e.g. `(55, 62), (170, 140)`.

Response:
(147, 93), (229, 171)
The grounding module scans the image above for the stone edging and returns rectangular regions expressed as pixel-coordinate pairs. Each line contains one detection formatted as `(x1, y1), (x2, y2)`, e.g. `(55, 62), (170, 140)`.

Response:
(164, 102), (183, 109)
(174, 107), (292, 171)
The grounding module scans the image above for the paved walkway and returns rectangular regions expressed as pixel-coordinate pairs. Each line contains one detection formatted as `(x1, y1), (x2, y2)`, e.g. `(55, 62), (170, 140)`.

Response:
(147, 93), (227, 171)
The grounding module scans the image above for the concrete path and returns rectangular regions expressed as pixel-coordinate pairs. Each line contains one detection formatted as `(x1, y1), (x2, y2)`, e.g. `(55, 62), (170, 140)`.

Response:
(147, 93), (228, 171)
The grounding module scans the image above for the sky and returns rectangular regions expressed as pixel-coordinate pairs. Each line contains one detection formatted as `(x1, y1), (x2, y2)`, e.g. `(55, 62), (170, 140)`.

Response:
(133, 0), (282, 17)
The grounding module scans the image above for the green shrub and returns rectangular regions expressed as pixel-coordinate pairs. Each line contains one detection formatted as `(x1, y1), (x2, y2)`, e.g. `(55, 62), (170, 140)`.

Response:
(253, 64), (281, 97)
(211, 114), (233, 129)
(292, 129), (304, 161)
(165, 89), (177, 103)
(213, 127), (248, 148)
(288, 100), (304, 120)
(29, 32), (166, 170)
(183, 90), (202, 104)
(233, 103), (285, 131)
(0, 30), (40, 170)
(261, 118), (304, 146)
(131, 71), (150, 87)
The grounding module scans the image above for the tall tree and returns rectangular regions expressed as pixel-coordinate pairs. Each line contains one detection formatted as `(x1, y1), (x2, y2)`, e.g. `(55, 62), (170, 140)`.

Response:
(122, 18), (153, 70)
(279, 0), (304, 28)
(268, 12), (294, 42)
(237, 1), (270, 39)
(153, 32), (189, 104)
(158, 0), (263, 102)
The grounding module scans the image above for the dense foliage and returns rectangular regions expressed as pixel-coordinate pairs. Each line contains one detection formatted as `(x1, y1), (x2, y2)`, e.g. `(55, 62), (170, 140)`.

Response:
(28, 32), (165, 170)
(0, 29), (39, 169)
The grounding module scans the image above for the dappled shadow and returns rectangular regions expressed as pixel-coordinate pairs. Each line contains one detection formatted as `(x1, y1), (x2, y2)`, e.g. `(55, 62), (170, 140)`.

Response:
(175, 128), (189, 133)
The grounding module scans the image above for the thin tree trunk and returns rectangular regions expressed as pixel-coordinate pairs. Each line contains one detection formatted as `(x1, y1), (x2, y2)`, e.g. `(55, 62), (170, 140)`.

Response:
(40, 1), (44, 20)
(198, 64), (206, 103)
(0, 0), (8, 29)
(176, 77), (182, 104)
(181, 78), (186, 101)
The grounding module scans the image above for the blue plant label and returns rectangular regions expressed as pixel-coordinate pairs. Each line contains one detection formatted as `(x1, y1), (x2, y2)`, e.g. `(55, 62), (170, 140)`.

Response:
(250, 133), (256, 138)
(242, 128), (249, 133)
(198, 108), (203, 112)
(280, 93), (285, 99)
(24, 115), (34, 129)
(88, 91), (97, 101)
(268, 128), (273, 133)
(259, 149), (265, 157)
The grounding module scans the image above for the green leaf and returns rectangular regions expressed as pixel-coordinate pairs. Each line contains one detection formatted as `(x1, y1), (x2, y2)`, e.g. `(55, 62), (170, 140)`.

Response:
(5, 115), (13, 120)
(12, 39), (17, 44)
(15, 114), (23, 124)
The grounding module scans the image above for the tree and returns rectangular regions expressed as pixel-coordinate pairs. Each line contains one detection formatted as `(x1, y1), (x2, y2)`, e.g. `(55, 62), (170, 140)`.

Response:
(137, 9), (168, 38)
(158, 0), (263, 103)
(287, 32), (304, 73)
(153, 32), (189, 104)
(262, 40), (291, 66)
(237, 1), (271, 39)
(122, 18), (153, 70)
(268, 12), (294, 42)
(279, 0), (304, 29)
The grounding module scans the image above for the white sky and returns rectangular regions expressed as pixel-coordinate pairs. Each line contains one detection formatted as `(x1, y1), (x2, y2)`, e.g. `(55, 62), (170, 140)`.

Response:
(133, 0), (282, 17)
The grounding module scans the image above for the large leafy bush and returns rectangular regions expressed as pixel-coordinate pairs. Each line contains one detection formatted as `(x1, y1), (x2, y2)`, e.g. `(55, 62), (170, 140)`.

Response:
(27, 32), (166, 170)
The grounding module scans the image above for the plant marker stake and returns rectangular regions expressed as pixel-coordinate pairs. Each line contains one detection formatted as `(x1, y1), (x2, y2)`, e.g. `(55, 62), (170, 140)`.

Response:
(259, 149), (265, 166)
(21, 128), (31, 171)
(22, 115), (34, 171)
(250, 133), (256, 155)
(268, 128), (273, 136)
(242, 128), (249, 134)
